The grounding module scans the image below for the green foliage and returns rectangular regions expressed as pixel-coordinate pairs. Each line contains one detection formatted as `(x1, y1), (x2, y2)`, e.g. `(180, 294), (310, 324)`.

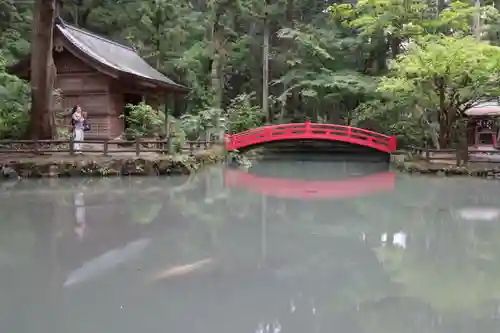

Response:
(0, 0), (31, 63)
(123, 102), (165, 138)
(225, 93), (261, 133)
(0, 53), (30, 139)
(374, 36), (500, 147)
(275, 24), (378, 123)
(121, 103), (190, 150)
(380, 37), (500, 109)
(333, 0), (481, 37)
(166, 115), (187, 151)
(4, 0), (500, 143)
(327, 0), (500, 146)
(354, 98), (432, 146)
(181, 107), (223, 140)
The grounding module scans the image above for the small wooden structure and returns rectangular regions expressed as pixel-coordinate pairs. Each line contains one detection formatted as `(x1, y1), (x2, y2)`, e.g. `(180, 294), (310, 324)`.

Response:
(466, 100), (500, 148)
(10, 18), (188, 139)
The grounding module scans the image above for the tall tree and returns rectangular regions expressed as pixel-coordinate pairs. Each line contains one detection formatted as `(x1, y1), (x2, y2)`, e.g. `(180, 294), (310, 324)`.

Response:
(377, 36), (500, 148)
(29, 0), (57, 139)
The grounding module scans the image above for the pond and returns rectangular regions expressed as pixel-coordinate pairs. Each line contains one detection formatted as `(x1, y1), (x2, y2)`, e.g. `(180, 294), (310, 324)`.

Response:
(1, 158), (500, 333)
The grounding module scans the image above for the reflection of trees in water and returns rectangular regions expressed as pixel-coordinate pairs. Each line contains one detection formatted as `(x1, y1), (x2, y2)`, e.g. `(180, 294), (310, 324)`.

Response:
(376, 222), (500, 316)
(0, 209), (37, 266)
(171, 169), (500, 331)
(363, 190), (500, 318)
(5, 170), (500, 331)
(346, 295), (500, 333)
(168, 172), (401, 332)
(49, 170), (500, 332)
(349, 296), (442, 333)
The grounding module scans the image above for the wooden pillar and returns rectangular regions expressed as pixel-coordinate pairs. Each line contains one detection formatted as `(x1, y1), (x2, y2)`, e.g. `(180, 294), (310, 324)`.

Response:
(160, 93), (173, 153)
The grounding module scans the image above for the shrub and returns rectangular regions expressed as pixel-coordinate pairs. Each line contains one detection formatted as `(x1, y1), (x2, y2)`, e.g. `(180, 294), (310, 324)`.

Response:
(225, 93), (261, 133)
(122, 102), (166, 139)
(0, 53), (30, 139)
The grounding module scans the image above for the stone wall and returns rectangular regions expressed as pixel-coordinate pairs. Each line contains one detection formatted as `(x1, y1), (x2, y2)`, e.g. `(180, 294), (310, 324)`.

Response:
(390, 153), (500, 179)
(0, 148), (226, 180)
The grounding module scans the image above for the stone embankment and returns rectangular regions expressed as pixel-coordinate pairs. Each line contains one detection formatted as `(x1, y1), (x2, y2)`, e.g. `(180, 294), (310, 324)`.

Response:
(391, 153), (500, 179)
(0, 147), (226, 180)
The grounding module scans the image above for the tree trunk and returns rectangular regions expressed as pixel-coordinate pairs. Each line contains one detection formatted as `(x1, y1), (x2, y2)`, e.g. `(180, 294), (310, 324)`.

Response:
(278, 84), (286, 123)
(437, 0), (446, 12)
(437, 80), (449, 148)
(390, 37), (401, 58)
(262, 13), (270, 124)
(447, 108), (457, 145)
(438, 111), (448, 148)
(473, 0), (481, 40)
(209, 34), (223, 142)
(29, 0), (56, 140)
(210, 45), (221, 108)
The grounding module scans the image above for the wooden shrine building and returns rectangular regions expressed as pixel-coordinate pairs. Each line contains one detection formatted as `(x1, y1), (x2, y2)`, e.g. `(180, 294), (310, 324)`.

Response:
(10, 19), (188, 139)
(465, 100), (500, 149)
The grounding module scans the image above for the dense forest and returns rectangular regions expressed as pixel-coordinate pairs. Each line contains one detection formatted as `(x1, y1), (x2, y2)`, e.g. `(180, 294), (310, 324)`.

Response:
(2, 0), (500, 147)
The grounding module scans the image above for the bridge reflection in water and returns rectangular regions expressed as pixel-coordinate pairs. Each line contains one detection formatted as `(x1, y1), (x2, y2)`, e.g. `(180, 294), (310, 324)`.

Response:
(225, 159), (396, 200)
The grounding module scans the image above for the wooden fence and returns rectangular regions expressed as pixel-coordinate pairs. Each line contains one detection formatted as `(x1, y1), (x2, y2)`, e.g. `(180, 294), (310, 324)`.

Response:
(0, 138), (215, 156)
(3, 139), (500, 165)
(405, 146), (500, 165)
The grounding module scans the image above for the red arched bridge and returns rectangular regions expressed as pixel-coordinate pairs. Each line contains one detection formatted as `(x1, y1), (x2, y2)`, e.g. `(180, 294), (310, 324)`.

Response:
(225, 121), (397, 153)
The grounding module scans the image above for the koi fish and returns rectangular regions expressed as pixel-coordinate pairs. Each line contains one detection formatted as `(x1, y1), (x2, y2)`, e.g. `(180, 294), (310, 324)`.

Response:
(64, 238), (151, 287)
(152, 258), (213, 281)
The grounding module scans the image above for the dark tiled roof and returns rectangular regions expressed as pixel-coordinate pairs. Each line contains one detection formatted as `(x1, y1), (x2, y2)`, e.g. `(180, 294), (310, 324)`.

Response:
(57, 21), (187, 91)
(465, 99), (500, 116)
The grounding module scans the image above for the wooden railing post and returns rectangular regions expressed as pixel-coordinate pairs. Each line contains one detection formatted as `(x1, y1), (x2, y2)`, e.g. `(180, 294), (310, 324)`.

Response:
(103, 139), (109, 156)
(135, 137), (140, 156)
(33, 138), (40, 155)
(155, 136), (161, 154)
(189, 142), (194, 155)
(69, 136), (74, 155)
(160, 137), (166, 154)
(168, 137), (174, 154)
(456, 145), (469, 166)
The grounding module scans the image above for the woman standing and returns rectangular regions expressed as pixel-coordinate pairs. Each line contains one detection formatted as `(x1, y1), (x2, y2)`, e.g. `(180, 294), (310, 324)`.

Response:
(71, 105), (85, 154)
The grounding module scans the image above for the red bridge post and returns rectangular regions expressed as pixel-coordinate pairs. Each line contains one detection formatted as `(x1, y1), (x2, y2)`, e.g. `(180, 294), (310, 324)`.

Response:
(264, 126), (272, 140)
(389, 136), (397, 152)
(305, 120), (311, 133)
(224, 134), (233, 150)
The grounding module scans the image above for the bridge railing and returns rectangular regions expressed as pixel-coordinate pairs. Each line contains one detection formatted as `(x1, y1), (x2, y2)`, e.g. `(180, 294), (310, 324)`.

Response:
(225, 121), (397, 153)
